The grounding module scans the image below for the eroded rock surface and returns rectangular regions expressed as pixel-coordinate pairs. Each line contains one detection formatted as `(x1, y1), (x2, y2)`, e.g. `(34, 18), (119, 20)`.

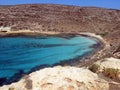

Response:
(0, 66), (108, 90)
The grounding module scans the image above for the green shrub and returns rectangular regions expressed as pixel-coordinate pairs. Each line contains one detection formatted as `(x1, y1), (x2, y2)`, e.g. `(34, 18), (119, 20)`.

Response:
(103, 68), (120, 80)
(89, 64), (100, 73)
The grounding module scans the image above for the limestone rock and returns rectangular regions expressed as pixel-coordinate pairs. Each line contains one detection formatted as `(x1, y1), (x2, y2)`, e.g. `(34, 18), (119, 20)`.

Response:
(0, 66), (108, 90)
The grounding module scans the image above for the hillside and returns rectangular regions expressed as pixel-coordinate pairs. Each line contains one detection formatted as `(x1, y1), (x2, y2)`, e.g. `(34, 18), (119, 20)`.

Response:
(0, 4), (120, 89)
(0, 4), (120, 59)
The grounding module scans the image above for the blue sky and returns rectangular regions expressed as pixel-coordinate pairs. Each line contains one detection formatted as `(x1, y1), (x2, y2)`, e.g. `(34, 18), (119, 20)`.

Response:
(0, 0), (120, 10)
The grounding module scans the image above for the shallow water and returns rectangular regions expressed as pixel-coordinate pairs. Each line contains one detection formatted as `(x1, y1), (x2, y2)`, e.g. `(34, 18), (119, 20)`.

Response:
(0, 35), (97, 85)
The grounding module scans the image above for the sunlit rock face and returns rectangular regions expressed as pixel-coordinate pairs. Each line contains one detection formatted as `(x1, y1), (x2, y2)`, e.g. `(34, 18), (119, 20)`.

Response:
(0, 66), (109, 90)
(96, 57), (120, 70)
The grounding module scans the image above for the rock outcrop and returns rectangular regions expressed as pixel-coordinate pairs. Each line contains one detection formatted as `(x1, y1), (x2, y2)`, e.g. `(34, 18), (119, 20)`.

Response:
(95, 57), (120, 70)
(0, 66), (108, 90)
(1, 58), (120, 90)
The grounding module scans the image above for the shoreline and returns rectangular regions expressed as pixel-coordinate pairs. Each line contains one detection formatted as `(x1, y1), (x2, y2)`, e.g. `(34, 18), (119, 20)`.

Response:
(0, 30), (61, 37)
(0, 30), (107, 86)
(0, 4), (119, 89)
(0, 30), (107, 67)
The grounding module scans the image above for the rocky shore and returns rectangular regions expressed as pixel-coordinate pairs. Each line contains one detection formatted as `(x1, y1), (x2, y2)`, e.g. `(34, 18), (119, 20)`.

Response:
(0, 29), (120, 90)
(0, 4), (120, 89)
(0, 57), (120, 90)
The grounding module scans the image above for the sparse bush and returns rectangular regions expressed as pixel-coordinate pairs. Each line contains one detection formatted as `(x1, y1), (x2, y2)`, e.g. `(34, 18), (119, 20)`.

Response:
(98, 32), (108, 37)
(103, 68), (120, 80)
(114, 46), (120, 53)
(8, 87), (14, 90)
(89, 64), (100, 73)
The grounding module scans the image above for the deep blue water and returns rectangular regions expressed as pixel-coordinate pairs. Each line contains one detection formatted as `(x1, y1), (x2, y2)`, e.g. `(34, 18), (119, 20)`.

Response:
(0, 35), (97, 85)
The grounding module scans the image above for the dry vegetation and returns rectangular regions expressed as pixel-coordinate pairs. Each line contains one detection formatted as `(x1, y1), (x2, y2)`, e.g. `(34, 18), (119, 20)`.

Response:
(89, 64), (100, 73)
(103, 68), (120, 81)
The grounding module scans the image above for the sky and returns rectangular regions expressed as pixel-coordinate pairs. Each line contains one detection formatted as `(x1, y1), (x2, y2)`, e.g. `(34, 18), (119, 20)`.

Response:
(0, 0), (120, 10)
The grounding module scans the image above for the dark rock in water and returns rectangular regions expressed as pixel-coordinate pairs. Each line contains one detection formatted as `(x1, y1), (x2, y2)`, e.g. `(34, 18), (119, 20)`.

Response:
(30, 64), (51, 72)
(0, 70), (25, 86)
(0, 78), (6, 85)
(90, 43), (100, 48)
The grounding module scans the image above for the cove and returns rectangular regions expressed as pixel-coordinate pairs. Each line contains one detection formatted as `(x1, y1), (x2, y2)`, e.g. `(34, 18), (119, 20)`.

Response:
(0, 35), (98, 85)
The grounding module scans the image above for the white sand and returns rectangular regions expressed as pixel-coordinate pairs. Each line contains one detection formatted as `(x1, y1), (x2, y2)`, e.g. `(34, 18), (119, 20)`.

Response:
(79, 32), (110, 47)
(5, 30), (60, 35)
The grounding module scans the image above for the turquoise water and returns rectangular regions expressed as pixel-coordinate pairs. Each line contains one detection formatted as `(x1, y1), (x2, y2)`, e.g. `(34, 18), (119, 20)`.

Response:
(0, 35), (97, 85)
